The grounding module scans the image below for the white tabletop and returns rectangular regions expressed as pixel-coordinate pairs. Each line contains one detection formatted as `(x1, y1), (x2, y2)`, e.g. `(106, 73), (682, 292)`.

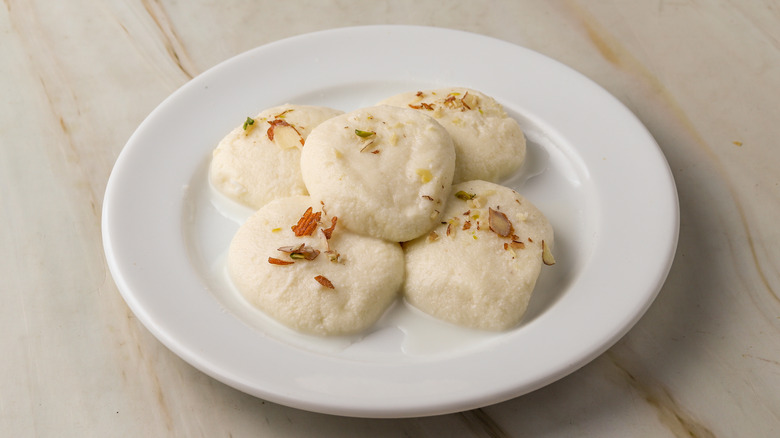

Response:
(3, 1), (779, 436)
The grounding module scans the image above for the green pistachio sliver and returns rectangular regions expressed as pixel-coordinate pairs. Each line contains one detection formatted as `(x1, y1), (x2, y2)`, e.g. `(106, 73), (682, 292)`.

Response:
(289, 253), (305, 260)
(454, 191), (476, 201)
(355, 129), (376, 138)
(243, 117), (255, 130)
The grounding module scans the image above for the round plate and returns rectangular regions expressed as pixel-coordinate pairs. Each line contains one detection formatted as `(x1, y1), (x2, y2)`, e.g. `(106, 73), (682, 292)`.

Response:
(102, 25), (678, 418)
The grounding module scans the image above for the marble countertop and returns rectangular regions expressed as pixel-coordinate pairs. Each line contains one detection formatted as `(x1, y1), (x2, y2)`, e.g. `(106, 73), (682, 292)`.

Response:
(3, 1), (779, 436)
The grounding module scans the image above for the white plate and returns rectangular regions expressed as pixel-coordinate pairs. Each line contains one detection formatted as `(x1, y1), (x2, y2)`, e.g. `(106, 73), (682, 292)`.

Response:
(102, 25), (678, 418)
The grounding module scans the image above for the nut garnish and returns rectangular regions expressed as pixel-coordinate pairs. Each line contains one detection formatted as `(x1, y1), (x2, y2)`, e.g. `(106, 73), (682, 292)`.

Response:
(314, 275), (335, 289)
(542, 240), (556, 265)
(268, 257), (294, 266)
(325, 250), (341, 263)
(267, 119), (304, 147)
(242, 117), (255, 132)
(409, 102), (434, 110)
(462, 220), (472, 230)
(454, 191), (475, 201)
(468, 195), (486, 209)
(355, 129), (376, 138)
(291, 207), (321, 237)
(277, 243), (320, 261)
(273, 108), (294, 119)
(427, 231), (439, 242)
(488, 207), (514, 237)
(461, 91), (478, 110)
(321, 216), (338, 240)
(504, 241), (525, 250)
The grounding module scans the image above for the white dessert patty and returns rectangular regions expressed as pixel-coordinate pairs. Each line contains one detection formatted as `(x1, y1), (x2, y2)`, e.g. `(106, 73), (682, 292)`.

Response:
(300, 105), (456, 243)
(402, 180), (554, 331)
(380, 88), (525, 184)
(228, 196), (404, 336)
(210, 104), (343, 209)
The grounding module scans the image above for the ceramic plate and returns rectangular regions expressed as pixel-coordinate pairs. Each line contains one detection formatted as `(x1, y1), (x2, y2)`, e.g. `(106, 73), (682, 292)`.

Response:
(102, 25), (678, 418)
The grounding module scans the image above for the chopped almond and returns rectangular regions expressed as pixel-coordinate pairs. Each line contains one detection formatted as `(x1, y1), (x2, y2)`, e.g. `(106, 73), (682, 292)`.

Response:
(509, 241), (525, 249)
(277, 243), (320, 261)
(268, 257), (294, 266)
(325, 250), (340, 263)
(273, 108), (294, 119)
(542, 240), (556, 265)
(409, 102), (434, 110)
(443, 95), (457, 108)
(267, 119), (304, 147)
(461, 91), (478, 110)
(489, 208), (514, 237)
(321, 216), (338, 240)
(314, 275), (335, 289)
(291, 207), (322, 237)
(462, 220), (472, 230)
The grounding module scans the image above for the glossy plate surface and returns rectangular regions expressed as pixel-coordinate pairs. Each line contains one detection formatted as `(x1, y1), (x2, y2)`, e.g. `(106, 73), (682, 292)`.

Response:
(102, 25), (678, 417)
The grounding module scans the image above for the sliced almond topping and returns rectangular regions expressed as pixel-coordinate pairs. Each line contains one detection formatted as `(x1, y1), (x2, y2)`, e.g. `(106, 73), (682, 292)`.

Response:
(359, 140), (376, 152)
(268, 257), (294, 266)
(462, 220), (472, 230)
(314, 275), (335, 289)
(542, 240), (556, 266)
(267, 119), (305, 148)
(488, 207), (514, 237)
(277, 243), (320, 261)
(321, 216), (338, 240)
(443, 95), (458, 109)
(325, 250), (341, 263)
(446, 223), (454, 237)
(422, 195), (434, 201)
(469, 195), (486, 209)
(291, 207), (321, 236)
(277, 243), (304, 253)
(461, 91), (479, 110)
(273, 108), (294, 119)
(427, 231), (439, 242)
(509, 240), (525, 249)
(409, 102), (434, 110)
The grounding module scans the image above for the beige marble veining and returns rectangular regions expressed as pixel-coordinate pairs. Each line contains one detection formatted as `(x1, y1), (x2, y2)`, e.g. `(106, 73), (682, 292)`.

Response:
(2, 0), (779, 436)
